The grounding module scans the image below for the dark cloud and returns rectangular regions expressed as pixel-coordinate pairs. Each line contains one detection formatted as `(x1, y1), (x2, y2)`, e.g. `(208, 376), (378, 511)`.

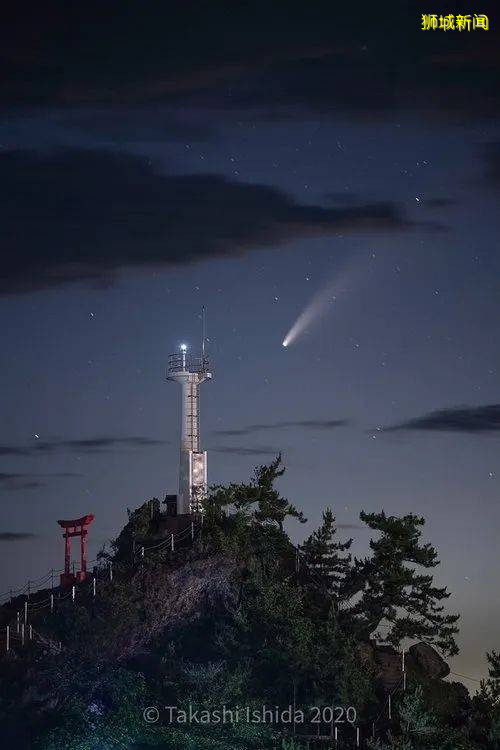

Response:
(210, 446), (281, 457)
(324, 192), (360, 205)
(208, 41), (500, 121)
(2, 3), (498, 120)
(422, 198), (456, 209)
(0, 472), (83, 490)
(0, 472), (43, 490)
(0, 447), (27, 457)
(214, 420), (348, 436)
(0, 437), (166, 457)
(0, 108), (214, 152)
(1, 148), (413, 295)
(61, 109), (213, 144)
(382, 404), (500, 433)
(0, 532), (37, 542)
(0, 477), (43, 490)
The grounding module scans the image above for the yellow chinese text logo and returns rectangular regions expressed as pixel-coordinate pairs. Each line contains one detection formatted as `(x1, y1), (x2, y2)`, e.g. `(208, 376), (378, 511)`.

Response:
(421, 13), (489, 31)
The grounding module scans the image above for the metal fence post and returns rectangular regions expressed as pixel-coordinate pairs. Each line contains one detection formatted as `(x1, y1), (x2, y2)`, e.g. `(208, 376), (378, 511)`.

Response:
(171, 533), (174, 552)
(5, 625), (9, 652)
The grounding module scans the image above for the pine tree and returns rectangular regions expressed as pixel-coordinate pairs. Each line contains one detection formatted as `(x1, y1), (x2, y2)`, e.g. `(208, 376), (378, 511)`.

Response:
(486, 651), (500, 702)
(300, 508), (352, 602)
(208, 454), (306, 531)
(346, 511), (459, 656)
(471, 650), (500, 748)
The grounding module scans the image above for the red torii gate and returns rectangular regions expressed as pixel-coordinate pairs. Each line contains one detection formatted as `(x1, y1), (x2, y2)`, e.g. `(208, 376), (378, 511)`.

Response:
(57, 514), (95, 588)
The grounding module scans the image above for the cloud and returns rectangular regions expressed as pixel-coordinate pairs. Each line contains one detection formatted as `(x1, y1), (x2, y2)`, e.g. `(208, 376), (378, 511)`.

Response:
(211, 42), (500, 122)
(214, 419), (348, 436)
(0, 148), (413, 295)
(0, 108), (214, 152)
(0, 532), (37, 542)
(56, 109), (214, 144)
(422, 198), (456, 209)
(381, 404), (500, 433)
(0, 473), (43, 489)
(210, 446), (281, 456)
(0, 436), (166, 457)
(2, 4), (499, 121)
(0, 471), (83, 490)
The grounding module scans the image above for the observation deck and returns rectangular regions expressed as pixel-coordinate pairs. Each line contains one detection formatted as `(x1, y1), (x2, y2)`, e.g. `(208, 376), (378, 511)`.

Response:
(167, 353), (211, 377)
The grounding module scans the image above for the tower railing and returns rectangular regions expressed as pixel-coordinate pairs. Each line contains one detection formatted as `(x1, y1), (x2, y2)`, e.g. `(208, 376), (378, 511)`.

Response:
(167, 353), (210, 375)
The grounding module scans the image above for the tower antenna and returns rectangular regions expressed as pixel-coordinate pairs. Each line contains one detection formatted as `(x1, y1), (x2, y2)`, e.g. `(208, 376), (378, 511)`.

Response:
(201, 305), (206, 361)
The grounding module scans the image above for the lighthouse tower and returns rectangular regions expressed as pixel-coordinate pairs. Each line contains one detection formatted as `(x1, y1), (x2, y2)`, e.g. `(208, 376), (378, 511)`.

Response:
(167, 330), (212, 515)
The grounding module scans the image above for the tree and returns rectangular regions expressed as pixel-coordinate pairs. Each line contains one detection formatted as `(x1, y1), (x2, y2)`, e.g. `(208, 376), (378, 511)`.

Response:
(486, 651), (500, 702)
(470, 650), (500, 749)
(368, 686), (477, 750)
(1, 461), (471, 749)
(112, 497), (160, 561)
(346, 511), (459, 656)
(300, 508), (352, 617)
(207, 454), (306, 532)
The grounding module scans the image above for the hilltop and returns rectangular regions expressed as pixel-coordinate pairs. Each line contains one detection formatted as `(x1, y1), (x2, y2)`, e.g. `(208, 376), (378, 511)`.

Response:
(0, 457), (498, 749)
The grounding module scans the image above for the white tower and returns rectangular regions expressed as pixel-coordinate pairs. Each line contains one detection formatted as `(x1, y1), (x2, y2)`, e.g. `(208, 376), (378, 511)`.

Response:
(167, 331), (212, 515)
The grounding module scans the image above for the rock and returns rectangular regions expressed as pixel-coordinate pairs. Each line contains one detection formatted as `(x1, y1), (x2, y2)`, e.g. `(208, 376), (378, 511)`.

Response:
(409, 642), (450, 680)
(371, 641), (451, 692)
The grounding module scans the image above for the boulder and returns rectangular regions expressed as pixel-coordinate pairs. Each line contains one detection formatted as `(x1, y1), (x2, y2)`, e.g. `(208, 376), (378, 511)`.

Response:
(371, 641), (451, 691)
(409, 642), (450, 680)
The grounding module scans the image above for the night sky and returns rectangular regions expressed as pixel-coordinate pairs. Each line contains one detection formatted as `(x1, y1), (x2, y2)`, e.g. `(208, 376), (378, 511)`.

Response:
(1, 2), (499, 688)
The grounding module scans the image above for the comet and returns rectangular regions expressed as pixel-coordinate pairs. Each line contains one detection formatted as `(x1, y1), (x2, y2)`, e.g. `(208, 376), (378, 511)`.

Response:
(282, 265), (358, 348)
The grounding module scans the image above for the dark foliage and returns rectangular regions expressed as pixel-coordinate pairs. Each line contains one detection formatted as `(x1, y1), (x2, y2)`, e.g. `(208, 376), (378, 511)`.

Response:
(0, 458), (490, 749)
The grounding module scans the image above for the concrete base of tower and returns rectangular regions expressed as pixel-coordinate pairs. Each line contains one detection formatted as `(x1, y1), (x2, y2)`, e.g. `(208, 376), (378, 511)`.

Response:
(156, 510), (194, 536)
